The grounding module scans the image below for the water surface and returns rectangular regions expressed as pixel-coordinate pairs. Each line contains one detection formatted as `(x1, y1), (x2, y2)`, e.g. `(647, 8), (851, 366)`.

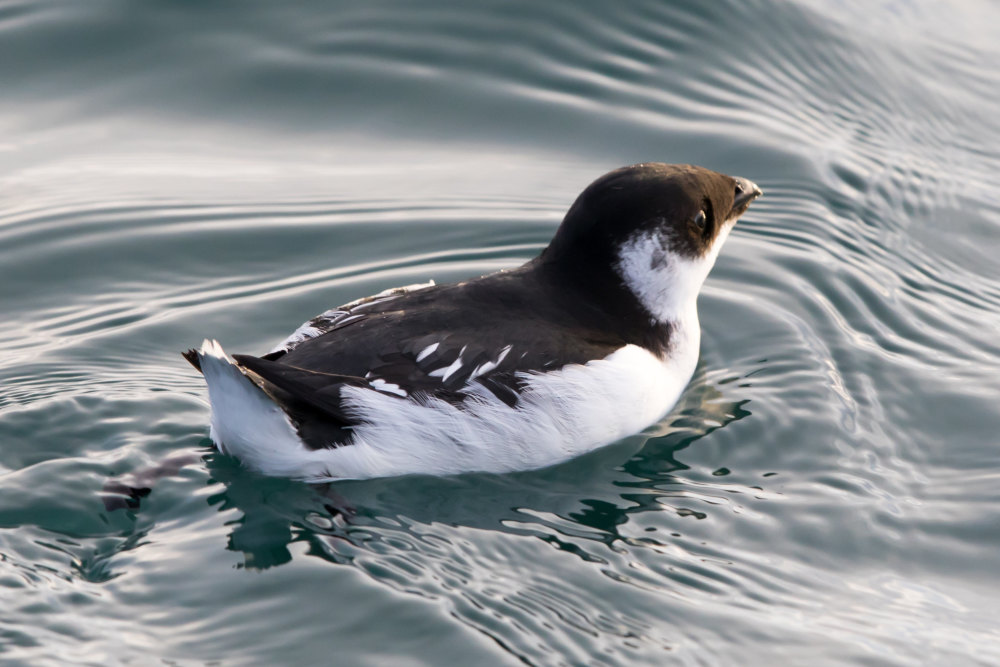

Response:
(2, 0), (1000, 664)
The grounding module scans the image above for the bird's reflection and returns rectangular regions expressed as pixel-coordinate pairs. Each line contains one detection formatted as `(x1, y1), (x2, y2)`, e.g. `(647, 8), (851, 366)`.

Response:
(103, 371), (753, 571)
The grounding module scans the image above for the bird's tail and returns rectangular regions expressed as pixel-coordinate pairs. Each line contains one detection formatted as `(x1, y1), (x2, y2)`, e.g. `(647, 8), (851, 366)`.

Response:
(183, 340), (308, 476)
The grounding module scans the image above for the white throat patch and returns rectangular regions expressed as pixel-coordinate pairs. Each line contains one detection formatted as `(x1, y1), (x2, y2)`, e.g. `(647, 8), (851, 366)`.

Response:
(615, 224), (732, 324)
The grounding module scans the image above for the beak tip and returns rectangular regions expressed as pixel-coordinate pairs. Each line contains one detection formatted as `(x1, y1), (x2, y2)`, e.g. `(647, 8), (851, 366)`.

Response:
(732, 177), (762, 210)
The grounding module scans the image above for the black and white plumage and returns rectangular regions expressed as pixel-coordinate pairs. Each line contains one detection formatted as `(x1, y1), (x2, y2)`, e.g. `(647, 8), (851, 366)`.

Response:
(184, 163), (762, 481)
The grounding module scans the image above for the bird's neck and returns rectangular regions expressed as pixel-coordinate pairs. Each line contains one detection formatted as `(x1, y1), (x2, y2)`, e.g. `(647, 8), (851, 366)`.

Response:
(528, 256), (679, 358)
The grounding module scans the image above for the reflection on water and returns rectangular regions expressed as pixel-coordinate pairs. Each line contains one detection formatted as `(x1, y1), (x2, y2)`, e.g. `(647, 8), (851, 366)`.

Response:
(105, 373), (754, 575)
(177, 377), (760, 661)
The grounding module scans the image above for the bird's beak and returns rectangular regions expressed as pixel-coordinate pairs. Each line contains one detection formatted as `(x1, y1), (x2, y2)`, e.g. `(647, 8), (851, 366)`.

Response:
(731, 177), (763, 217)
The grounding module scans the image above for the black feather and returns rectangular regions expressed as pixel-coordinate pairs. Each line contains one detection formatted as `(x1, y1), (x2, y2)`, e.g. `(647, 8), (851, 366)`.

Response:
(182, 349), (202, 372)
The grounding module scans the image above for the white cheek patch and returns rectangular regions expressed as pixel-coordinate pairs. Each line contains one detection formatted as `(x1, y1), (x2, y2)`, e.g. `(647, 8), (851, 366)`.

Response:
(615, 225), (733, 324)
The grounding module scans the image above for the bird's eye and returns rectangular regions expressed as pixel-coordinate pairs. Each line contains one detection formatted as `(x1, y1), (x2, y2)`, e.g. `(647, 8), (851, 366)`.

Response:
(693, 210), (706, 230)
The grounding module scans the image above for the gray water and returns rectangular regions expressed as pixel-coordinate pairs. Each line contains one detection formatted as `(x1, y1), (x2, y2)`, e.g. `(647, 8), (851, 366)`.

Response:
(2, 1), (1000, 664)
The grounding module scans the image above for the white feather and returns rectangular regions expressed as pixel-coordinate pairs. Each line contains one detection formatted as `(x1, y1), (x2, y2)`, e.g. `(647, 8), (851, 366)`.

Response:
(469, 345), (512, 380)
(269, 323), (327, 355)
(196, 339), (317, 478)
(416, 342), (439, 362)
(368, 378), (407, 397)
(339, 280), (435, 311)
(428, 345), (467, 382)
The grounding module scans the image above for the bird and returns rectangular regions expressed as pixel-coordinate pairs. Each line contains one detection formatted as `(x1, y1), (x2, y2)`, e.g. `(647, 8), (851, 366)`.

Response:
(183, 163), (762, 481)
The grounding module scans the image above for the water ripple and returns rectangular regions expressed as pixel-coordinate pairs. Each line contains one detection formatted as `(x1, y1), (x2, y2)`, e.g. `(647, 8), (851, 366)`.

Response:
(3, 0), (1000, 663)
